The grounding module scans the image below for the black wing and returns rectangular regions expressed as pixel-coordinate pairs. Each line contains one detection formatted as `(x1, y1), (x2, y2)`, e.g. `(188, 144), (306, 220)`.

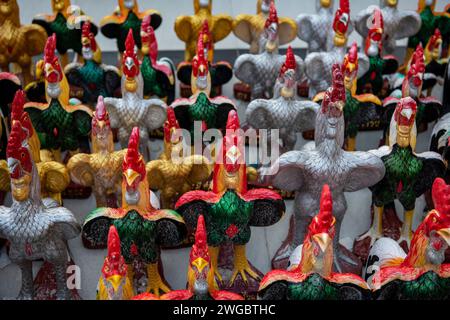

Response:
(249, 198), (285, 227)
(214, 103), (237, 130)
(176, 200), (211, 235)
(157, 218), (187, 249)
(104, 70), (121, 97)
(210, 62), (233, 87)
(173, 103), (192, 131)
(356, 101), (384, 131)
(414, 157), (446, 197)
(258, 281), (288, 300)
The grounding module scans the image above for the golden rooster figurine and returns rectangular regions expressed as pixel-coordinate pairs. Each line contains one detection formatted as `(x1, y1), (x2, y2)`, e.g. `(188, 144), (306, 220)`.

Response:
(67, 96), (126, 208)
(174, 0), (233, 62)
(97, 225), (135, 300)
(0, 90), (70, 204)
(146, 107), (211, 209)
(0, 0), (47, 85)
(233, 0), (297, 54)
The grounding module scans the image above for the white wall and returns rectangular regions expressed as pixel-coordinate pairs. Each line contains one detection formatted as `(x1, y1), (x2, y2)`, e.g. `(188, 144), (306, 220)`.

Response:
(17, 0), (449, 52)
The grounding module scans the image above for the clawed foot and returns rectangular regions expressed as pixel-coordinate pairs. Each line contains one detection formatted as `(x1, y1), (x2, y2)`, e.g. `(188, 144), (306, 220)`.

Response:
(146, 277), (170, 298)
(229, 260), (260, 285)
(357, 227), (383, 247)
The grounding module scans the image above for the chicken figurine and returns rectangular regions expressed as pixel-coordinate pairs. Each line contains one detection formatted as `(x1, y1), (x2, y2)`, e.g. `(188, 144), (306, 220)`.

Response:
(33, 0), (98, 68)
(356, 8), (399, 98)
(366, 178), (450, 300)
(0, 90), (71, 204)
(140, 15), (176, 104)
(24, 34), (93, 163)
(383, 44), (442, 133)
(320, 42), (383, 151)
(0, 120), (80, 299)
(259, 184), (371, 300)
(97, 225), (135, 300)
(174, 0), (233, 62)
(354, 0), (421, 55)
(423, 29), (448, 96)
(246, 46), (319, 153)
(65, 21), (121, 106)
(234, 2), (305, 100)
(104, 30), (167, 159)
(404, 0), (450, 70)
(138, 215), (244, 301)
(358, 97), (445, 249)
(100, 0), (162, 55)
(146, 107), (211, 209)
(233, 0), (297, 54)
(175, 111), (285, 297)
(171, 37), (236, 140)
(177, 20), (233, 98)
(67, 96), (127, 208)
(258, 65), (385, 273)
(296, 0), (336, 54)
(82, 127), (186, 296)
(304, 0), (362, 98)
(0, 0), (47, 85)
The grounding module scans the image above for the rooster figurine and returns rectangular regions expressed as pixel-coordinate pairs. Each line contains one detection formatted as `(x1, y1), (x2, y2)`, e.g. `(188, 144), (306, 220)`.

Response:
(1, 90), (70, 204)
(234, 2), (305, 100)
(354, 0), (421, 55)
(175, 111), (285, 296)
(359, 97), (445, 248)
(246, 46), (319, 153)
(82, 127), (186, 296)
(67, 96), (127, 208)
(383, 44), (442, 133)
(304, 0), (362, 98)
(146, 107), (211, 209)
(104, 30), (167, 159)
(177, 20), (233, 98)
(366, 178), (450, 299)
(233, 0), (297, 54)
(404, 0), (450, 70)
(33, 0), (98, 68)
(423, 29), (448, 96)
(174, 0), (233, 62)
(0, 0), (47, 85)
(65, 21), (121, 106)
(97, 225), (135, 300)
(144, 215), (244, 301)
(171, 37), (236, 139)
(259, 185), (370, 300)
(24, 34), (92, 163)
(140, 15), (176, 104)
(327, 43), (383, 151)
(295, 0), (336, 53)
(356, 8), (399, 98)
(259, 65), (385, 273)
(100, 0), (162, 55)
(0, 120), (80, 299)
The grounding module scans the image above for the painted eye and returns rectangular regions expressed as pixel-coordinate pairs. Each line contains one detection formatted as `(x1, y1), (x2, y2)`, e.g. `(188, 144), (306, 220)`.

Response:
(21, 152), (25, 158)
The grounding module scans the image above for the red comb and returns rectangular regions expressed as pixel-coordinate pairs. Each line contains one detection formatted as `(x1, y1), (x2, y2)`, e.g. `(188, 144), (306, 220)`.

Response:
(279, 46), (296, 76)
(189, 215), (210, 264)
(102, 225), (127, 278)
(265, 1), (278, 28)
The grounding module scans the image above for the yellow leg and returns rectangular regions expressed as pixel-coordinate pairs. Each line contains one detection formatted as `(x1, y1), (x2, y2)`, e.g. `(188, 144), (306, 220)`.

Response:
(357, 205), (384, 246)
(60, 53), (69, 69)
(346, 137), (357, 151)
(146, 262), (170, 297)
(399, 209), (414, 247)
(229, 245), (260, 285)
(208, 246), (223, 283)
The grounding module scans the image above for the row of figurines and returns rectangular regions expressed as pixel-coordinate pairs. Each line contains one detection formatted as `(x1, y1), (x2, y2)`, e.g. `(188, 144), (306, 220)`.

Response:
(2, 0), (448, 104)
(0, 58), (448, 300)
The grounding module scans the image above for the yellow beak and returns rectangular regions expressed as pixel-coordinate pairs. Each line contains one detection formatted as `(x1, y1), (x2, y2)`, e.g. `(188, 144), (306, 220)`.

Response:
(124, 169), (140, 186)
(386, 0), (398, 7)
(199, 64), (206, 74)
(97, 121), (105, 130)
(192, 257), (209, 273)
(437, 228), (450, 246)
(312, 233), (332, 253)
(107, 274), (122, 292)
(81, 37), (90, 46)
(320, 0), (331, 8)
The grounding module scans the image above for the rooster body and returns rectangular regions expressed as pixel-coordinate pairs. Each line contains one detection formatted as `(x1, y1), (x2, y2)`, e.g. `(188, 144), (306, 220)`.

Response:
(259, 185), (370, 300)
(366, 178), (450, 299)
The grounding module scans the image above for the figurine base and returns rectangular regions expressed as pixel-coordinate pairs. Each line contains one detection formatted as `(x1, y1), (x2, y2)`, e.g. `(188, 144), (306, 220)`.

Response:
(179, 83), (222, 98)
(297, 80), (309, 98)
(353, 203), (402, 264)
(216, 243), (263, 300)
(233, 82), (251, 102)
(302, 130), (315, 141)
(61, 181), (92, 199)
(33, 260), (81, 300)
